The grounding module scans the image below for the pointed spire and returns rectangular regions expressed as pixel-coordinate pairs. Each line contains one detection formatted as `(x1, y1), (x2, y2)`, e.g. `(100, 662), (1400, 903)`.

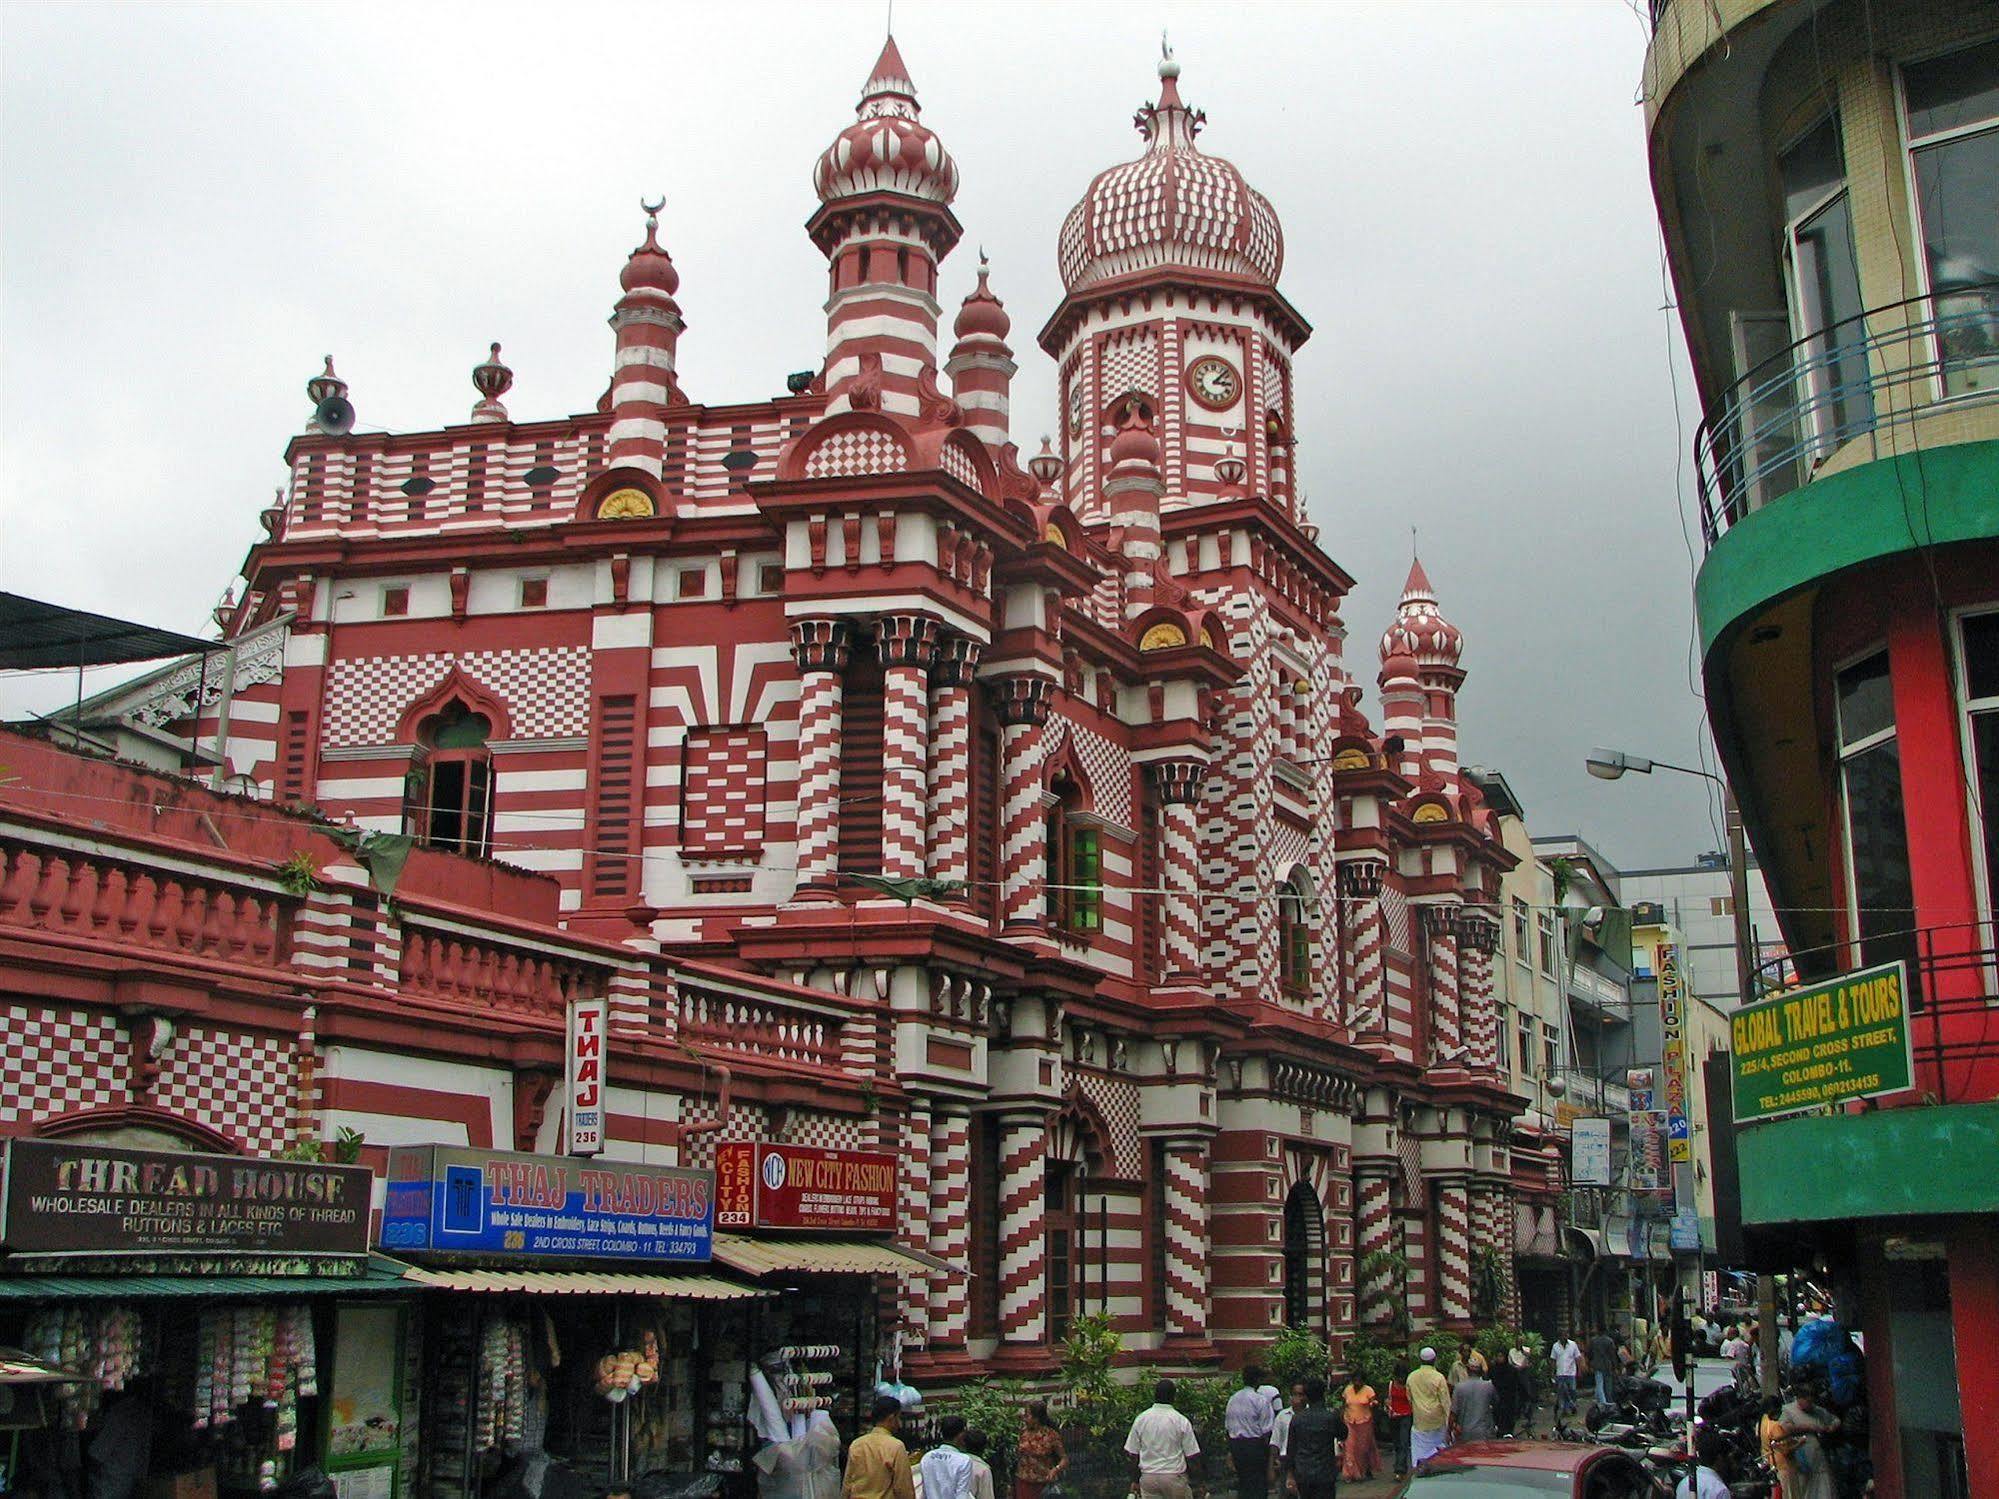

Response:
(1402, 554), (1436, 606)
(861, 34), (919, 110)
(1136, 33), (1204, 147)
(620, 197), (680, 298)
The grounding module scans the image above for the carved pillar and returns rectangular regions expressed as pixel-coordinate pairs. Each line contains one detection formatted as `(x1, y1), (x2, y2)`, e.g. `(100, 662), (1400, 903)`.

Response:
(1161, 1136), (1213, 1343)
(1422, 902), (1464, 1058)
(996, 1112), (1051, 1349)
(927, 637), (982, 897)
(875, 614), (938, 882)
(992, 676), (1054, 931)
(1460, 913), (1501, 1070)
(1339, 857), (1387, 1030)
(1354, 1159), (1398, 1329)
(789, 619), (852, 893)
(927, 1106), (973, 1350)
(1150, 761), (1207, 983)
(1434, 1172), (1474, 1323)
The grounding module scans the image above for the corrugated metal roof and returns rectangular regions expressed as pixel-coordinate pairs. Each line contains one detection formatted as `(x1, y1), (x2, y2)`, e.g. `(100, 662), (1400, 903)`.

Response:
(397, 1266), (772, 1299)
(0, 1256), (412, 1299)
(710, 1234), (955, 1278)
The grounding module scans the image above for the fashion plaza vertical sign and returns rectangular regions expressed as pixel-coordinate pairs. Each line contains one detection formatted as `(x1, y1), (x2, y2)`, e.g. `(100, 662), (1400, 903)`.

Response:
(566, 995), (608, 1155)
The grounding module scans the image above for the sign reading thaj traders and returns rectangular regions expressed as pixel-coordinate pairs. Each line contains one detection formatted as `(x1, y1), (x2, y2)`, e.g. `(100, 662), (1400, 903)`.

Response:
(0, 1140), (372, 1257)
(1730, 960), (1914, 1123)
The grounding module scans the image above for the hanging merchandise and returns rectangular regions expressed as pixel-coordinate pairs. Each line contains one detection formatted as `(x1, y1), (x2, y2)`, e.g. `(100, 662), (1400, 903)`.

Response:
(24, 1304), (142, 1428)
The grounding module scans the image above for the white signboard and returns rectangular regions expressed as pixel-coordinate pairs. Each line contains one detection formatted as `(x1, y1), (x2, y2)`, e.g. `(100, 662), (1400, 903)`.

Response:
(1571, 1116), (1612, 1186)
(565, 996), (609, 1155)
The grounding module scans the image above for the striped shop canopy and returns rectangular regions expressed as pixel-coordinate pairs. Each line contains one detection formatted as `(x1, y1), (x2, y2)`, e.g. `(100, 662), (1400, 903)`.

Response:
(710, 1234), (957, 1278)
(396, 1266), (773, 1298)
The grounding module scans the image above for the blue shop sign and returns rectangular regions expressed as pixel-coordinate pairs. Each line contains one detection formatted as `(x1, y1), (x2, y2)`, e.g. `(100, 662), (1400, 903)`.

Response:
(380, 1145), (713, 1262)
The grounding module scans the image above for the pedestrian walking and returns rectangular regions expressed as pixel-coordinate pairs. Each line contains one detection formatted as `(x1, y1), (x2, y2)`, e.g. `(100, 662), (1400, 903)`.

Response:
(1450, 1361), (1497, 1444)
(1267, 1381), (1306, 1490)
(1549, 1332), (1581, 1418)
(844, 1396), (917, 1499)
(1586, 1326), (1619, 1408)
(1384, 1364), (1413, 1480)
(1406, 1348), (1451, 1468)
(1490, 1350), (1523, 1437)
(1777, 1385), (1840, 1499)
(1225, 1364), (1278, 1499)
(1337, 1375), (1377, 1482)
(921, 1416), (976, 1499)
(964, 1430), (997, 1499)
(1279, 1377), (1344, 1499)
(1014, 1402), (1067, 1499)
(1124, 1380), (1204, 1499)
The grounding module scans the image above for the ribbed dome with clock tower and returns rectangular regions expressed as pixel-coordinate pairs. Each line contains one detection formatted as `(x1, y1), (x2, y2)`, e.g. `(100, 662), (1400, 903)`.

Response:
(1039, 48), (1311, 525)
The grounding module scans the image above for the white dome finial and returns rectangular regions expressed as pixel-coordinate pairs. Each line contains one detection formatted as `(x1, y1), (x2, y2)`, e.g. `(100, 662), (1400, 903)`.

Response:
(1159, 30), (1180, 80)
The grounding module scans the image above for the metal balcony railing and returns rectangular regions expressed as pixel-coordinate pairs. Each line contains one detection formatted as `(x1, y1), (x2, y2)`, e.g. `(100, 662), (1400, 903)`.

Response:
(1756, 917), (1999, 1105)
(1694, 285), (1999, 545)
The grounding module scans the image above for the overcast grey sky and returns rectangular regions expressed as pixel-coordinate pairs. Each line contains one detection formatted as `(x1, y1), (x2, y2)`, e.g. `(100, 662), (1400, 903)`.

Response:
(0, 0), (1730, 868)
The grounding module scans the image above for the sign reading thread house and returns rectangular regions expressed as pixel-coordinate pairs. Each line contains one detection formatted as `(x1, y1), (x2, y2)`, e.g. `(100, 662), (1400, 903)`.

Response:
(1730, 960), (1914, 1124)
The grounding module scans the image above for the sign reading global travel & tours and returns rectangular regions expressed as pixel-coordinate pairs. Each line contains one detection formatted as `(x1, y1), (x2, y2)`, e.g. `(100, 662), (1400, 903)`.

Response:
(1730, 960), (1914, 1124)
(0, 1140), (371, 1257)
(379, 1145), (713, 1261)
(714, 1142), (897, 1232)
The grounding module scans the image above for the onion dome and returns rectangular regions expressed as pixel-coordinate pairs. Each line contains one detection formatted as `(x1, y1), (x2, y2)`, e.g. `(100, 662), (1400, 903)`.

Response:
(1379, 556), (1464, 670)
(813, 37), (960, 206)
(1105, 398), (1163, 477)
(953, 254), (1011, 342)
(1057, 49), (1283, 292)
(620, 199), (680, 297)
(305, 356), (346, 408)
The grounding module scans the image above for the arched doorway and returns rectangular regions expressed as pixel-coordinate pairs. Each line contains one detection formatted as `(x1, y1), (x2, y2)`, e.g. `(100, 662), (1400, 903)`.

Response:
(1283, 1181), (1327, 1331)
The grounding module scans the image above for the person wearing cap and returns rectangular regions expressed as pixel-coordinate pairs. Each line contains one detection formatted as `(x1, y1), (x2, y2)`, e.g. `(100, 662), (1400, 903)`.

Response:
(1406, 1348), (1451, 1467)
(845, 1396), (917, 1499)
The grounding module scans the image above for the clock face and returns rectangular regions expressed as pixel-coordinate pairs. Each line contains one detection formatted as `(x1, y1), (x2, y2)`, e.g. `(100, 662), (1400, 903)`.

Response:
(1186, 355), (1241, 411)
(1067, 380), (1085, 436)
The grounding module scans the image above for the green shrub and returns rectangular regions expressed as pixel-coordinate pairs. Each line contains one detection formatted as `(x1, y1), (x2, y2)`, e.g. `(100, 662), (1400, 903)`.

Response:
(952, 1378), (1028, 1478)
(1260, 1326), (1331, 1391)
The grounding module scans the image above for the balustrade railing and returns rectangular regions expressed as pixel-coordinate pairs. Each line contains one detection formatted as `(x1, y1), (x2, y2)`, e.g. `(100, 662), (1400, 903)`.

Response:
(675, 985), (842, 1067)
(0, 840), (286, 966)
(396, 925), (600, 1018)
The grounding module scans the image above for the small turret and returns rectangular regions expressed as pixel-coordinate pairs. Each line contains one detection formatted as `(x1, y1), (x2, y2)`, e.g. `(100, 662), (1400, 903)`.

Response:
(606, 199), (685, 479)
(946, 255), (1015, 449)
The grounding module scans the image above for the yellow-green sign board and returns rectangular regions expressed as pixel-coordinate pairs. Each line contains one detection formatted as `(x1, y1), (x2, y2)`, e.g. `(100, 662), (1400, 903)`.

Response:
(1730, 961), (1914, 1123)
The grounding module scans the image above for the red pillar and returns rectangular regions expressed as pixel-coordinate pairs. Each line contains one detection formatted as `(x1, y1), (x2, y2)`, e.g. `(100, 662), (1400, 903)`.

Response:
(1951, 1224), (1999, 1499)
(1886, 586), (1980, 949)
(1858, 1246), (1905, 1499)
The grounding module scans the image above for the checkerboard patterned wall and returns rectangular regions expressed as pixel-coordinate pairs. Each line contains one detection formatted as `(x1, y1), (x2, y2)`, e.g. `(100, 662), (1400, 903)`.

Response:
(680, 727), (768, 854)
(0, 1006), (127, 1127)
(152, 1025), (296, 1157)
(322, 647), (592, 746)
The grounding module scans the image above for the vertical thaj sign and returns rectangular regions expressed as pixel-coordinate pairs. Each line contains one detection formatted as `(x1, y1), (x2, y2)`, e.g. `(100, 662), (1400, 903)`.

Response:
(566, 996), (609, 1155)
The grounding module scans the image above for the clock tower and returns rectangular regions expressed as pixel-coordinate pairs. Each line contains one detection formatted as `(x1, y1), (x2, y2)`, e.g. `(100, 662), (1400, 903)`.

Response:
(1039, 50), (1311, 526)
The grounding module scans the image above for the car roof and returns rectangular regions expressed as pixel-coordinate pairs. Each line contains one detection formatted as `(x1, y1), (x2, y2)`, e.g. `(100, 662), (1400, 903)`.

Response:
(1424, 1441), (1603, 1473)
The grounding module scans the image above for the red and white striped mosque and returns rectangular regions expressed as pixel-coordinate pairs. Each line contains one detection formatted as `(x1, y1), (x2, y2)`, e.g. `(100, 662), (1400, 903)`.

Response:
(7, 39), (1556, 1372)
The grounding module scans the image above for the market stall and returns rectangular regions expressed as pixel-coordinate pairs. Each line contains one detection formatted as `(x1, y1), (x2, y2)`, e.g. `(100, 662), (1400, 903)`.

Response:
(0, 1139), (411, 1499)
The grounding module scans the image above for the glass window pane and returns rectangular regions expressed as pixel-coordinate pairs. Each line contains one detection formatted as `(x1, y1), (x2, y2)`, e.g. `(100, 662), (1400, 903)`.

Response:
(1837, 650), (1896, 747)
(1966, 612), (1999, 702)
(1912, 131), (1999, 397)
(1905, 39), (1999, 141)
(1780, 115), (1845, 221)
(1843, 738), (1917, 973)
(1974, 710), (1999, 913)
(1794, 194), (1873, 441)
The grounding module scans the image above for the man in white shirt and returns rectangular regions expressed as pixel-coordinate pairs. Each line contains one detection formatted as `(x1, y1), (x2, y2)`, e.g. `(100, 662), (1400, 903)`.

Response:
(1223, 1365), (1278, 1499)
(1125, 1380), (1203, 1499)
(1265, 1382), (1306, 1487)
(1675, 1431), (1731, 1499)
(920, 1416), (975, 1499)
(1549, 1334), (1582, 1417)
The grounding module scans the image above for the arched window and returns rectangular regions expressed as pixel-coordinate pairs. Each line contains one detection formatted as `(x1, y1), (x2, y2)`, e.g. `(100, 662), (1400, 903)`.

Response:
(1282, 1181), (1326, 1331)
(1047, 773), (1099, 934)
(404, 701), (496, 857)
(1278, 873), (1313, 996)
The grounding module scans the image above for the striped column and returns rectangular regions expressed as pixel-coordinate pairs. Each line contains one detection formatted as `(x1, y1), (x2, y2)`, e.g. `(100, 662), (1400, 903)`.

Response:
(788, 619), (852, 894)
(992, 676), (1053, 932)
(902, 1104), (933, 1348)
(607, 205), (683, 479)
(1354, 1161), (1399, 1328)
(1420, 673), (1461, 784)
(875, 615), (937, 882)
(1150, 761), (1206, 983)
(1422, 904), (1463, 1059)
(1162, 1137), (1212, 1341)
(1377, 663), (1426, 782)
(1461, 919), (1499, 1070)
(926, 637), (981, 897)
(1435, 1175), (1473, 1323)
(928, 1108), (972, 1348)
(1339, 858), (1388, 1030)
(996, 1114), (1050, 1349)
(1473, 1183), (1517, 1325)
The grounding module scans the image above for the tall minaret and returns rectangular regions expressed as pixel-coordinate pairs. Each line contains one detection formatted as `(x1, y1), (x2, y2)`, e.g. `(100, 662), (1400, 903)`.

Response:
(946, 256), (1014, 450)
(1379, 557), (1465, 786)
(809, 38), (963, 418)
(606, 201), (684, 479)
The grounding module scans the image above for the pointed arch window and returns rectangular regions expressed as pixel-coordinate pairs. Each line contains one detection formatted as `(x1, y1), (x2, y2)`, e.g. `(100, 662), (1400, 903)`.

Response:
(1278, 872), (1313, 996)
(1047, 772), (1099, 934)
(404, 702), (495, 857)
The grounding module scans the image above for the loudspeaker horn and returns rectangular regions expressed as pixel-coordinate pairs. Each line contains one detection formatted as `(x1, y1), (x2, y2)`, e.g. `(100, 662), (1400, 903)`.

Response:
(314, 396), (355, 435)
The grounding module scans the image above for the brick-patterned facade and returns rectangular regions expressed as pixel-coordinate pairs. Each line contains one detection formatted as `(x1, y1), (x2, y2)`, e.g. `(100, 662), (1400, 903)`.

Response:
(22, 39), (1531, 1375)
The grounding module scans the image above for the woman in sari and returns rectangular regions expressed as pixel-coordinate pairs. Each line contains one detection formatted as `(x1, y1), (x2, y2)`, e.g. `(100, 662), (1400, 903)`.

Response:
(1012, 1400), (1066, 1499)
(1338, 1378), (1378, 1481)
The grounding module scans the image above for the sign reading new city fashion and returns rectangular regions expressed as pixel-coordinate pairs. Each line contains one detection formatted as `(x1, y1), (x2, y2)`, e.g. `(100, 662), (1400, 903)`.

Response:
(379, 1145), (713, 1261)
(565, 997), (608, 1156)
(1730, 961), (1914, 1124)
(0, 1141), (371, 1258)
(713, 1142), (897, 1233)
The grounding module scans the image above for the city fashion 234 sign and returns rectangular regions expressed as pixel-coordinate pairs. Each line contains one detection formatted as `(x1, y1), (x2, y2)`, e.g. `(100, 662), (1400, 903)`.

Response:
(1730, 961), (1914, 1123)
(713, 1142), (896, 1232)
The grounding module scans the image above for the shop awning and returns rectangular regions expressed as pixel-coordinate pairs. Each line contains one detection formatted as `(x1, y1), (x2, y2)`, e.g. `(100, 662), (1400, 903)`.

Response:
(711, 1233), (957, 1278)
(396, 1266), (773, 1299)
(0, 1255), (414, 1298)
